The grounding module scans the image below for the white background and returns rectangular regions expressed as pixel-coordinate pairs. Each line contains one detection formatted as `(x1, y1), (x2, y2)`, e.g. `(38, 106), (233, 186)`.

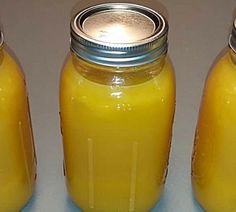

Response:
(0, 0), (235, 211)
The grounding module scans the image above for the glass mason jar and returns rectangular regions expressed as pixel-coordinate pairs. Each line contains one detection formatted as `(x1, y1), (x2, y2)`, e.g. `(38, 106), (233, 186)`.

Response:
(60, 3), (175, 212)
(0, 31), (36, 210)
(192, 19), (236, 211)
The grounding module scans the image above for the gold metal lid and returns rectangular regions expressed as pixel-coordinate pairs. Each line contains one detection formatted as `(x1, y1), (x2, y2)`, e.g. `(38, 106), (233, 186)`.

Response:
(70, 3), (168, 67)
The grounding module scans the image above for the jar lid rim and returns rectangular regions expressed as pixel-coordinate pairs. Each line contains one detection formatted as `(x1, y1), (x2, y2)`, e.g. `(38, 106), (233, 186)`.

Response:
(71, 3), (168, 48)
(229, 18), (236, 53)
(70, 3), (168, 67)
(0, 31), (3, 48)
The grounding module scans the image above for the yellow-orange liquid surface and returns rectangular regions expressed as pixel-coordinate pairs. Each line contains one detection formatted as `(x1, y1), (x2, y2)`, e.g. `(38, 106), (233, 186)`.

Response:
(60, 54), (175, 212)
(192, 51), (236, 212)
(0, 49), (36, 211)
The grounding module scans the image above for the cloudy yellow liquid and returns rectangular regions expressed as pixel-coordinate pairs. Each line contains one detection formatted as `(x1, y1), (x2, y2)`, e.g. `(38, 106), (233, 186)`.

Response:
(0, 48), (36, 211)
(60, 54), (175, 212)
(192, 50), (236, 212)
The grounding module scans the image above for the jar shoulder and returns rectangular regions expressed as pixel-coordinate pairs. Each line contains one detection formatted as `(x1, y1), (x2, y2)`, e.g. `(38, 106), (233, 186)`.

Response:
(61, 54), (175, 86)
(60, 55), (175, 104)
(0, 49), (25, 83)
(0, 49), (26, 100)
(198, 51), (236, 120)
(206, 51), (236, 87)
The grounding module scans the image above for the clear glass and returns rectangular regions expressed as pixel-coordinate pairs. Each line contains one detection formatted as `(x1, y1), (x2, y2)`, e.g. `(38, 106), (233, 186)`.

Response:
(192, 49), (236, 212)
(60, 52), (175, 212)
(0, 47), (36, 211)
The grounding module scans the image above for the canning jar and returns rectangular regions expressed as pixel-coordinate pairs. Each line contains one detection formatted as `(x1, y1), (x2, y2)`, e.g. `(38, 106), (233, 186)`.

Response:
(60, 3), (175, 211)
(192, 19), (236, 211)
(0, 30), (36, 211)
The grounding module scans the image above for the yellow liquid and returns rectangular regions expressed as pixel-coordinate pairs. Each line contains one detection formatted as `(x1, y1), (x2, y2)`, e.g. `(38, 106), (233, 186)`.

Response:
(0, 48), (36, 211)
(60, 54), (175, 211)
(192, 51), (236, 212)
